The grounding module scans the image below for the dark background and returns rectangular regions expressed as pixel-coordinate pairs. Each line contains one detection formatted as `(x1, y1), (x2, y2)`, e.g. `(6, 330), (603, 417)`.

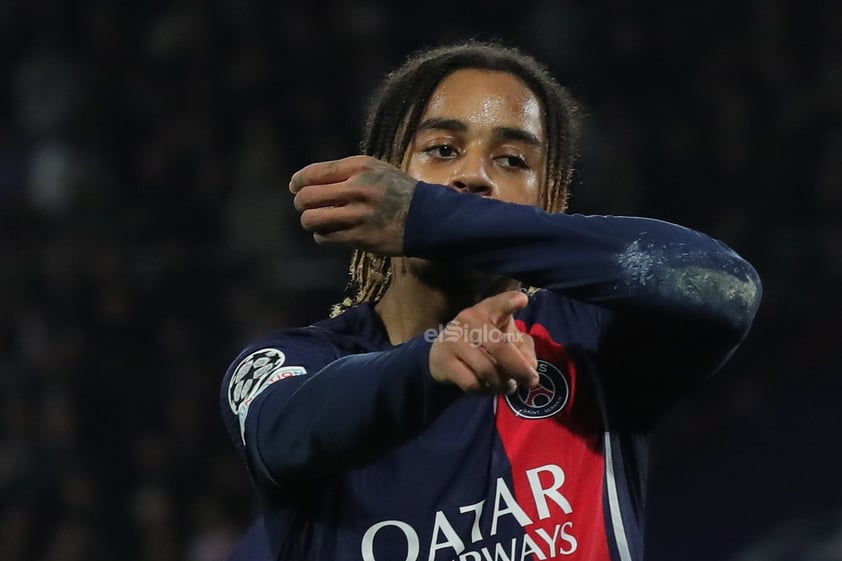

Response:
(1, 1), (840, 560)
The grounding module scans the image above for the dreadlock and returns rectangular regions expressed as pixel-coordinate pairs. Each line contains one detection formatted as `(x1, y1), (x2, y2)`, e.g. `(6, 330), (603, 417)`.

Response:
(331, 40), (582, 317)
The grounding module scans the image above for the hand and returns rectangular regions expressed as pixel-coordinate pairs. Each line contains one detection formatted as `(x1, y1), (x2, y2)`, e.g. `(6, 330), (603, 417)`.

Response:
(289, 155), (417, 255)
(429, 291), (539, 395)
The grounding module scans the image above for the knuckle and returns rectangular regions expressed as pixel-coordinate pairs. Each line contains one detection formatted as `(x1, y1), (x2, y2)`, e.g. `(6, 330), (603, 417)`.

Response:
(517, 338), (535, 356)
(483, 337), (507, 354)
(478, 364), (499, 382)
(458, 308), (480, 324)
(357, 202), (376, 220)
(363, 155), (386, 169)
(501, 355), (528, 377)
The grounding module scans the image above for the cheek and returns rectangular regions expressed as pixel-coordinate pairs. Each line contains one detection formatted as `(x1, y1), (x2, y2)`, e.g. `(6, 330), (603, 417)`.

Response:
(401, 154), (419, 176)
(403, 154), (445, 183)
(502, 172), (542, 205)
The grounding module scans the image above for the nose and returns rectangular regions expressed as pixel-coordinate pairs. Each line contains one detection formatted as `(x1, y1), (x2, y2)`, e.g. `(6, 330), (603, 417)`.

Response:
(448, 153), (495, 197)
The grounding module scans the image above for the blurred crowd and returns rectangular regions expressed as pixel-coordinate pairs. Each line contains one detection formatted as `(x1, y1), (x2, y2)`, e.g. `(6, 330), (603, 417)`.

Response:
(0, 1), (839, 560)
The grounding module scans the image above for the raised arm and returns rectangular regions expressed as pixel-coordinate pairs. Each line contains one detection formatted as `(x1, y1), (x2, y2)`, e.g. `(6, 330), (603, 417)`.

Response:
(404, 182), (761, 340)
(289, 156), (762, 419)
(289, 156), (760, 341)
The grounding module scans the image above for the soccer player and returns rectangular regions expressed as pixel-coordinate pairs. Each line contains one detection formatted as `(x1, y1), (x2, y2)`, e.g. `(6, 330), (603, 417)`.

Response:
(220, 42), (762, 561)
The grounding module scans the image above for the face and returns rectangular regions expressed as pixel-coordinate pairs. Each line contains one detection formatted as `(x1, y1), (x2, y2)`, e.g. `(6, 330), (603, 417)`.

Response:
(395, 69), (546, 300)
(403, 69), (546, 206)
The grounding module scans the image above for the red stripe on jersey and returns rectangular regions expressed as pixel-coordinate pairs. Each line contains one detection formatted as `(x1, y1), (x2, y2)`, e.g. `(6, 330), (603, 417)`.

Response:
(494, 321), (610, 560)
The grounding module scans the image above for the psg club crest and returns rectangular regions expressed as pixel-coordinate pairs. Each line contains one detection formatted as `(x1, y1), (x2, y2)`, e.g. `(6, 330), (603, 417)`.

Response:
(505, 360), (570, 419)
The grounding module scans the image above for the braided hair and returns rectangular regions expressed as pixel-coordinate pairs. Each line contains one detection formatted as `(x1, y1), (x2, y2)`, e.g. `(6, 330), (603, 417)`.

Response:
(331, 41), (581, 316)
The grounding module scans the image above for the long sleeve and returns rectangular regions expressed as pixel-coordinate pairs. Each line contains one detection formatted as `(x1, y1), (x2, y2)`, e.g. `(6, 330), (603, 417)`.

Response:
(220, 330), (461, 494)
(405, 183), (761, 334)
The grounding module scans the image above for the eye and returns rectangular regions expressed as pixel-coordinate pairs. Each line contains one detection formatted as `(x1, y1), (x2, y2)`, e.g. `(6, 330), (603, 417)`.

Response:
(425, 144), (459, 159)
(497, 155), (528, 169)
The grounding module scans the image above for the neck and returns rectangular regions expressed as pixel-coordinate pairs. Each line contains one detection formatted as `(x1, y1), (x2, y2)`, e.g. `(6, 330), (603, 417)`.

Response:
(374, 257), (517, 345)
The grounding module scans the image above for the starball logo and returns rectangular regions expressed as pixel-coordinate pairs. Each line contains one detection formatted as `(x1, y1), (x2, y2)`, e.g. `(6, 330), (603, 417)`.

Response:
(424, 321), (527, 345)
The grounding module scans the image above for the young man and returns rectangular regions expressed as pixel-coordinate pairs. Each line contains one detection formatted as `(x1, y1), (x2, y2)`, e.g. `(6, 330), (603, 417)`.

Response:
(221, 42), (761, 561)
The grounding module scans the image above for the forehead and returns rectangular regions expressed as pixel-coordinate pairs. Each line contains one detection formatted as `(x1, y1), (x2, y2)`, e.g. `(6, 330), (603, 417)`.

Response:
(418, 69), (545, 141)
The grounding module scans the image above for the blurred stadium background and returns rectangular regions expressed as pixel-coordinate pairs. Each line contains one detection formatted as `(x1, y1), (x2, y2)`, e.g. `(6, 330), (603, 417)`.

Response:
(0, 0), (840, 560)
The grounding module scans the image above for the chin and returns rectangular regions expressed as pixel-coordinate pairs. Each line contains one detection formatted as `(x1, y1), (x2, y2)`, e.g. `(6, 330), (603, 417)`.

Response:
(405, 258), (517, 302)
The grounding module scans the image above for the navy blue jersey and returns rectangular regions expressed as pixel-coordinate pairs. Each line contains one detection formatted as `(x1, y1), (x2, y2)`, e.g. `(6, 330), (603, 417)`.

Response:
(220, 183), (762, 561)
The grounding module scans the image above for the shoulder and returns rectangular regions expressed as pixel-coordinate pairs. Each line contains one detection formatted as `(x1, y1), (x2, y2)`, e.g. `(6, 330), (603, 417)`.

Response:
(221, 303), (386, 421)
(221, 327), (338, 423)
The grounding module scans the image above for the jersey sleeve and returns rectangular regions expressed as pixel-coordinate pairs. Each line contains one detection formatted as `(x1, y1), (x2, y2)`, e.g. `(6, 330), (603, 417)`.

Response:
(220, 329), (461, 496)
(404, 183), (763, 420)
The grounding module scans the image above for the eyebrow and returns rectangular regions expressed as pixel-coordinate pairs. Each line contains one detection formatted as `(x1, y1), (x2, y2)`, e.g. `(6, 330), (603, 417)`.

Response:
(415, 117), (542, 147)
(493, 126), (542, 147)
(416, 118), (467, 134)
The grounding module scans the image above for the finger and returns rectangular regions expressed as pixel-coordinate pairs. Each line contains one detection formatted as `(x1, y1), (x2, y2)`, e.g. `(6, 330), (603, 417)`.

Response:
(513, 332), (538, 371)
(439, 354), (490, 393)
(504, 378), (519, 395)
(312, 229), (364, 247)
(293, 183), (360, 212)
(499, 324), (536, 366)
(497, 313), (537, 372)
(473, 345), (521, 395)
(290, 160), (343, 194)
(510, 334), (539, 388)
(482, 333), (539, 386)
(300, 205), (364, 234)
(289, 156), (370, 194)
(476, 290), (529, 325)
(453, 344), (509, 393)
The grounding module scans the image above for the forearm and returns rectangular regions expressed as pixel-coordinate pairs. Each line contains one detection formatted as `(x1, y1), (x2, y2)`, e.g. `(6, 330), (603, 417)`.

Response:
(247, 336), (460, 487)
(405, 183), (762, 341)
